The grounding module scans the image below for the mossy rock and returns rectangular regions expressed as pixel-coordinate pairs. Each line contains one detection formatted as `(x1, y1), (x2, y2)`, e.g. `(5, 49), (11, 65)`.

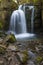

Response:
(17, 50), (28, 63)
(36, 56), (43, 63)
(0, 22), (3, 30)
(0, 45), (6, 54)
(7, 34), (16, 43)
(22, 51), (28, 63)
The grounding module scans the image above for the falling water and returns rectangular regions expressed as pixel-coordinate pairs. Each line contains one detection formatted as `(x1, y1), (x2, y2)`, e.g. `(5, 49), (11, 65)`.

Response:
(31, 6), (34, 33)
(9, 8), (27, 34)
(7, 5), (35, 40)
(18, 5), (23, 10)
(23, 5), (34, 33)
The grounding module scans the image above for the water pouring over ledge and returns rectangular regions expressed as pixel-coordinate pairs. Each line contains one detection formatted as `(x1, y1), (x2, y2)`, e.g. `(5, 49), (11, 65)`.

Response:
(9, 10), (27, 34)
(7, 5), (36, 40)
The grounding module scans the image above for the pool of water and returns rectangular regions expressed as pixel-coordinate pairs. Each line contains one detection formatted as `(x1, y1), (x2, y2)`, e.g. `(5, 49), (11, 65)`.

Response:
(15, 33), (43, 41)
(15, 33), (36, 41)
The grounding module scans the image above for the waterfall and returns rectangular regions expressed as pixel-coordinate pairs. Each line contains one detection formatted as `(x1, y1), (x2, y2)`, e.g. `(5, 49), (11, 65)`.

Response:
(24, 6), (34, 33)
(31, 6), (34, 33)
(7, 5), (35, 40)
(8, 7), (27, 34)
(8, 5), (34, 34)
(18, 5), (23, 10)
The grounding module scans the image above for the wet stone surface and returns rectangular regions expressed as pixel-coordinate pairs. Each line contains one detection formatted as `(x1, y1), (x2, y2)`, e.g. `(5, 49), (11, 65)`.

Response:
(0, 40), (43, 65)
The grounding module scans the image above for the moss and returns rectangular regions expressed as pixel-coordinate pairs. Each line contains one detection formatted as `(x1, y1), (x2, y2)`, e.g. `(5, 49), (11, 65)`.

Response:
(0, 22), (3, 30)
(7, 34), (16, 43)
(36, 56), (43, 63)
(0, 45), (6, 54)
(21, 50), (28, 63)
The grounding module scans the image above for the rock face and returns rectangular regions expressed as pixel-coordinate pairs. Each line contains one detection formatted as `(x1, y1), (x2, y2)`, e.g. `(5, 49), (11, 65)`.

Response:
(0, 0), (18, 31)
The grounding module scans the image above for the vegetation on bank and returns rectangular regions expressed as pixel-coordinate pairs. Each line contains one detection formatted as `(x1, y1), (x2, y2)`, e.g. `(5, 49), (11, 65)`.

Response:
(0, 0), (43, 31)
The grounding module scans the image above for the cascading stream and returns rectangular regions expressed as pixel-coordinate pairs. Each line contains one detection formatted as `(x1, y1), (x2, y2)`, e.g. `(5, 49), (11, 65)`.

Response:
(31, 6), (34, 33)
(7, 5), (35, 40)
(8, 9), (27, 34)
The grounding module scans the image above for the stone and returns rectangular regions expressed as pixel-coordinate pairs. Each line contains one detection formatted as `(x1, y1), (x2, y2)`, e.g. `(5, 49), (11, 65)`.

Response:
(0, 38), (3, 43)
(0, 60), (4, 65)
(8, 53), (20, 65)
(7, 34), (16, 43)
(17, 50), (28, 63)
(36, 56), (42, 63)
(40, 61), (43, 65)
(27, 60), (35, 65)
(35, 47), (39, 53)
(7, 45), (18, 52)
(0, 44), (6, 54)
(28, 50), (36, 61)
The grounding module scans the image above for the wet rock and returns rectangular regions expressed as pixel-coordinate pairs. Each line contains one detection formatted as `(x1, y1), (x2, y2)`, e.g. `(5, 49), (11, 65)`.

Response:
(17, 50), (28, 63)
(0, 45), (6, 54)
(35, 46), (43, 53)
(17, 44), (26, 51)
(0, 38), (3, 43)
(7, 34), (16, 43)
(35, 47), (40, 53)
(8, 52), (20, 65)
(40, 61), (43, 65)
(27, 60), (35, 65)
(7, 45), (19, 52)
(3, 51), (20, 65)
(28, 50), (36, 61)
(36, 56), (43, 64)
(0, 60), (4, 65)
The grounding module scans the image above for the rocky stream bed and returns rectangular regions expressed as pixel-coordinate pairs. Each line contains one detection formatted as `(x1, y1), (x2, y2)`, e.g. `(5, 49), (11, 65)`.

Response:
(0, 32), (43, 65)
